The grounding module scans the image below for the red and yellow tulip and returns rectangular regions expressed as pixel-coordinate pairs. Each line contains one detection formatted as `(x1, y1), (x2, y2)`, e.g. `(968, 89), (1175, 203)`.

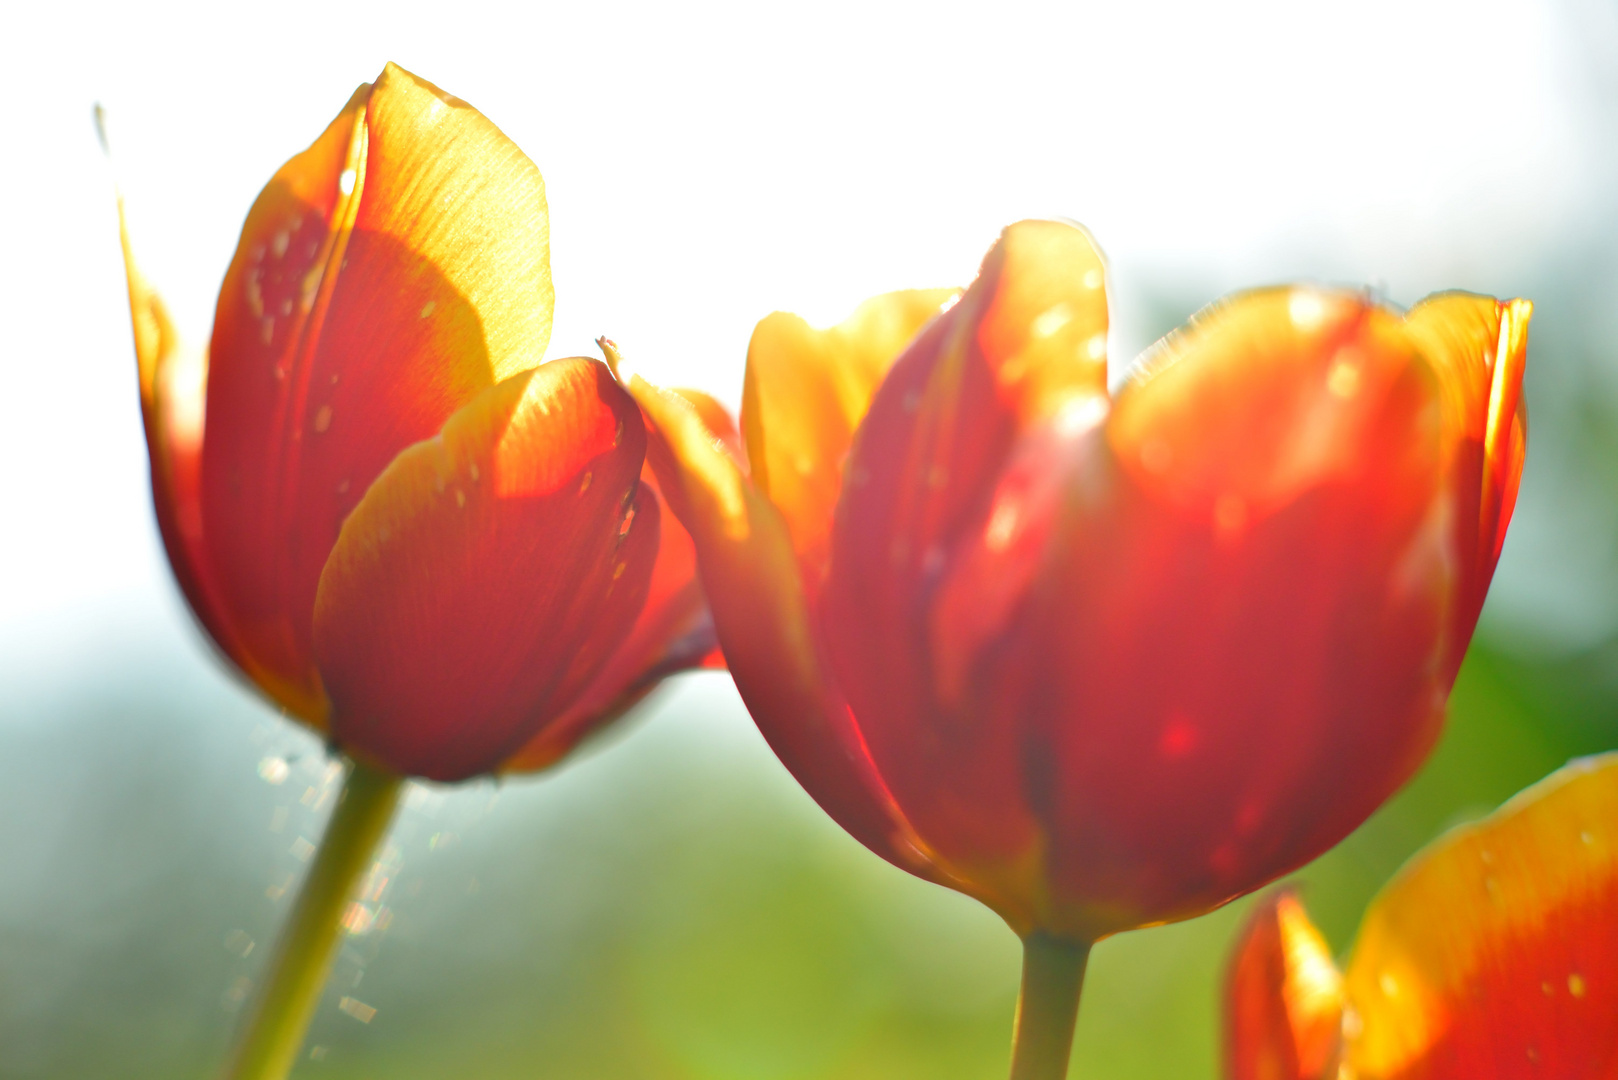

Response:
(1226, 753), (1618, 1080)
(625, 218), (1529, 944)
(121, 63), (717, 782)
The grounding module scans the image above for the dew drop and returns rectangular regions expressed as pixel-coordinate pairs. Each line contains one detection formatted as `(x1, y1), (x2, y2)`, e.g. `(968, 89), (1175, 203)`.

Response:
(469, 463), (480, 482)
(1569, 973), (1587, 998)
(260, 318), (275, 345)
(1085, 332), (1107, 360)
(455, 490), (466, 509)
(272, 229), (290, 259)
(1082, 267), (1104, 290)
(338, 168), (357, 195)
(1289, 290), (1326, 328)
(579, 471), (593, 494)
(313, 405), (333, 434)
(1031, 304), (1072, 339)
(419, 300), (436, 319)
(1328, 360), (1361, 398)
(612, 562), (626, 580)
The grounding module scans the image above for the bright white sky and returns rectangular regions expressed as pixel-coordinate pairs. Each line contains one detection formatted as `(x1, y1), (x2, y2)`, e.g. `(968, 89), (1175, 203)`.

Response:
(3, 0), (1616, 635)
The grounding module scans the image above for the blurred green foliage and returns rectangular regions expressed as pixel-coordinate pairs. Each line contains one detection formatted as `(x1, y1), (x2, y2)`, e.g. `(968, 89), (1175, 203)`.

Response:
(0, 617), (1612, 1079)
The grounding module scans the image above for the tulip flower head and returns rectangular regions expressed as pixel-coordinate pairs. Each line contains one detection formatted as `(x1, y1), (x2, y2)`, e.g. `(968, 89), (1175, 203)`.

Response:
(120, 63), (716, 781)
(625, 219), (1530, 944)
(1225, 753), (1618, 1080)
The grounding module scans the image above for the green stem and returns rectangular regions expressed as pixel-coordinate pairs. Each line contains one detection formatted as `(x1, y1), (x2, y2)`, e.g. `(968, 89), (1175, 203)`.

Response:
(222, 757), (403, 1080)
(1008, 932), (1091, 1080)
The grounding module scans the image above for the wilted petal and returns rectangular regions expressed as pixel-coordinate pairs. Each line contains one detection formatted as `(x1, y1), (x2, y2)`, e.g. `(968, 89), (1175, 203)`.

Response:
(1225, 890), (1345, 1080)
(202, 63), (553, 723)
(1342, 753), (1618, 1080)
(314, 359), (651, 781)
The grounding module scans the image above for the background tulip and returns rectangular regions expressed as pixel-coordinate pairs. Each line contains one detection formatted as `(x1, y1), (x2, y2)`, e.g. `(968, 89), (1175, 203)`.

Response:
(1225, 753), (1618, 1080)
(123, 63), (715, 782)
(620, 219), (1529, 1078)
(118, 63), (718, 1079)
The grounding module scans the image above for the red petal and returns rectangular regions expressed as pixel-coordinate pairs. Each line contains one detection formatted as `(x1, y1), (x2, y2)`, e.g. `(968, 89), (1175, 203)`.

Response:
(313, 359), (653, 781)
(625, 374), (939, 876)
(818, 220), (1110, 930)
(201, 63), (553, 723)
(502, 388), (741, 772)
(1225, 890), (1345, 1080)
(1016, 289), (1455, 936)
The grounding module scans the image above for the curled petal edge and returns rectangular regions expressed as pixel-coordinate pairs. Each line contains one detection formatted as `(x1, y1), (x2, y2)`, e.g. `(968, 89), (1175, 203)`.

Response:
(619, 366), (942, 878)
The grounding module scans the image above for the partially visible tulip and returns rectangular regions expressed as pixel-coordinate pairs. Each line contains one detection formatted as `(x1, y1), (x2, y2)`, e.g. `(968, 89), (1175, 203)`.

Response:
(121, 62), (715, 782)
(116, 64), (720, 1079)
(617, 219), (1529, 1077)
(1226, 753), (1618, 1080)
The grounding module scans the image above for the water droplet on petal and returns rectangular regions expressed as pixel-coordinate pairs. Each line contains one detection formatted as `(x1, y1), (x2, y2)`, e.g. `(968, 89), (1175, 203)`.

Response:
(1289, 290), (1326, 328)
(313, 405), (333, 434)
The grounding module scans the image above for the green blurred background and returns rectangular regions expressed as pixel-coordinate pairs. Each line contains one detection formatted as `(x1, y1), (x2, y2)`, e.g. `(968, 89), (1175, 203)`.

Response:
(6, 0), (1618, 1076)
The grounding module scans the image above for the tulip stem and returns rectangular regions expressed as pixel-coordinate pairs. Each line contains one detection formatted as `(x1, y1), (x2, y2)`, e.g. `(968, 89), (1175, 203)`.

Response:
(1008, 932), (1091, 1080)
(221, 757), (403, 1080)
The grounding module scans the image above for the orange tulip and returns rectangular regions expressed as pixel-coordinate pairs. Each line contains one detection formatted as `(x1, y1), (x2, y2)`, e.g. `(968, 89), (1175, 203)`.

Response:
(618, 219), (1528, 1074)
(120, 62), (717, 782)
(1225, 753), (1618, 1080)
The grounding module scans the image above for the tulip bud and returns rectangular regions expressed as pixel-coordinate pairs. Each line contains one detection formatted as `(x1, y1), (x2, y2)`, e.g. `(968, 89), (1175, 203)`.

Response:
(626, 219), (1530, 942)
(121, 63), (719, 780)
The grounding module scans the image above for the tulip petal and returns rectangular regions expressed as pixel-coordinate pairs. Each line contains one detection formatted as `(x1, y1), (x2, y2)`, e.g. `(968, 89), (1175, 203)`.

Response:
(817, 220), (1109, 923)
(117, 200), (251, 681)
(742, 289), (955, 588)
(624, 371), (938, 875)
(1401, 293), (1531, 676)
(314, 358), (652, 781)
(1010, 288), (1457, 936)
(202, 62), (553, 723)
(503, 387), (741, 772)
(501, 470), (704, 772)
(1225, 890), (1345, 1080)
(1341, 753), (1618, 1080)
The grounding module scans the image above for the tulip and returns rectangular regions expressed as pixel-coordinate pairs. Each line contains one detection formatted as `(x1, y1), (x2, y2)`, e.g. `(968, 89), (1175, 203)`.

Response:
(116, 64), (718, 1079)
(616, 219), (1529, 1077)
(1225, 752), (1618, 1080)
